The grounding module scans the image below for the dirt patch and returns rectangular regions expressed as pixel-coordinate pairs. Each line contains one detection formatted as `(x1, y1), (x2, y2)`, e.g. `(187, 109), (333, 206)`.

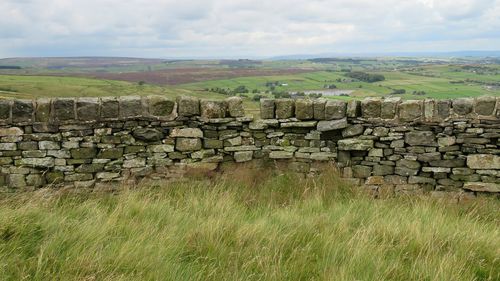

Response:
(65, 68), (315, 86)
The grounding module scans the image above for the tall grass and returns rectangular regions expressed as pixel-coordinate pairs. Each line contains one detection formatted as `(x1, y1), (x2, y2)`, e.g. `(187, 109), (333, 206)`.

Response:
(0, 166), (498, 281)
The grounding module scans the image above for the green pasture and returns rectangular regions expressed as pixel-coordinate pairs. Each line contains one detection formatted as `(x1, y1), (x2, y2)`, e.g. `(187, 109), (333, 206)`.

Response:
(182, 69), (500, 99)
(0, 75), (222, 100)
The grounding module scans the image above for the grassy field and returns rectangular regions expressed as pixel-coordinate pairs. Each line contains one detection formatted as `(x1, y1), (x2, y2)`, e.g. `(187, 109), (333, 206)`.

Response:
(0, 167), (498, 281)
(0, 75), (215, 100)
(1, 59), (499, 104)
(183, 68), (500, 100)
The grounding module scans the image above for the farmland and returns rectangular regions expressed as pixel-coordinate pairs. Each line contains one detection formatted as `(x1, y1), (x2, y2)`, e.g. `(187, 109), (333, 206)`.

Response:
(0, 57), (499, 102)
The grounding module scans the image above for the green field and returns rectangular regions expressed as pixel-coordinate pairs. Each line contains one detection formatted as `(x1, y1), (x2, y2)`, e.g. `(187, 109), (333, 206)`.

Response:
(0, 75), (213, 100)
(0, 58), (499, 104)
(0, 168), (498, 281)
(183, 68), (500, 100)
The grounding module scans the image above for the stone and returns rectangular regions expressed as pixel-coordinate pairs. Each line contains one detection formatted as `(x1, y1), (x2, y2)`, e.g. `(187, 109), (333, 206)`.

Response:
(361, 98), (381, 118)
(132, 128), (164, 142)
(0, 100), (11, 121)
(365, 176), (385, 185)
(123, 158), (146, 168)
(422, 167), (451, 173)
(177, 96), (200, 117)
(26, 174), (45, 187)
(295, 99), (314, 120)
(497, 97), (500, 117)
(0, 157), (13, 165)
(371, 127), (387, 137)
(310, 152), (335, 161)
(313, 99), (326, 119)
(96, 172), (121, 180)
(408, 176), (436, 185)
(474, 96), (496, 116)
(423, 99), (435, 122)
(204, 139), (223, 149)
(191, 149), (215, 159)
(39, 141), (60, 150)
(0, 143), (17, 151)
(452, 98), (473, 116)
(436, 100), (451, 120)
(280, 121), (317, 128)
(200, 100), (227, 118)
(260, 99), (275, 119)
(100, 97), (119, 119)
(342, 124), (364, 137)
(186, 162), (218, 171)
(71, 148), (98, 159)
(317, 118), (348, 131)
(338, 139), (374, 150)
(8, 174), (26, 188)
(270, 99), (294, 120)
(226, 97), (245, 117)
(395, 167), (419, 176)
(397, 159), (421, 169)
(65, 173), (94, 182)
(47, 150), (70, 158)
(52, 98), (75, 121)
(119, 96), (143, 118)
(76, 98), (99, 121)
(170, 128), (203, 138)
(18, 157), (55, 168)
(97, 148), (124, 159)
(148, 95), (175, 117)
(438, 136), (456, 147)
(324, 100), (346, 120)
(417, 152), (441, 162)
(467, 154), (500, 169)
(224, 145), (259, 152)
(35, 98), (51, 122)
(346, 100), (360, 118)
(22, 150), (47, 158)
(405, 131), (436, 146)
(224, 136), (242, 146)
(352, 165), (372, 178)
(384, 175), (407, 185)
(269, 151), (294, 159)
(12, 100), (33, 123)
(149, 144), (175, 153)
(74, 180), (96, 188)
(234, 151), (253, 162)
(75, 163), (105, 173)
(429, 159), (465, 168)
(451, 168), (473, 176)
(381, 97), (400, 119)
(0, 127), (23, 137)
(45, 171), (64, 184)
(398, 100), (422, 122)
(249, 120), (267, 130)
(368, 148), (383, 157)
(463, 182), (499, 193)
(373, 164), (394, 176)
(176, 138), (202, 151)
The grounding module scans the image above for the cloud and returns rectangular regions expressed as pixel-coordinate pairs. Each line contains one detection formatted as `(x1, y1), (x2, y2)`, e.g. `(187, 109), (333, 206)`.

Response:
(0, 0), (499, 58)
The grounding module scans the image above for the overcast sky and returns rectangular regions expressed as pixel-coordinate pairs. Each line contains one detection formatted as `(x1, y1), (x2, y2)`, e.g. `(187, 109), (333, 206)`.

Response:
(1, 0), (499, 58)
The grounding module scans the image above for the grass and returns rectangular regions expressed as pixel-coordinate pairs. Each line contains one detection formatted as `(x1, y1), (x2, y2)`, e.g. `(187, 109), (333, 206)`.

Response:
(183, 69), (500, 100)
(0, 74), (223, 100)
(0, 166), (498, 281)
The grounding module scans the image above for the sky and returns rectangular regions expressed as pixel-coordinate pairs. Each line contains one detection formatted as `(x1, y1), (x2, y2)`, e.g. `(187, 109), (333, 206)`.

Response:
(1, 0), (499, 58)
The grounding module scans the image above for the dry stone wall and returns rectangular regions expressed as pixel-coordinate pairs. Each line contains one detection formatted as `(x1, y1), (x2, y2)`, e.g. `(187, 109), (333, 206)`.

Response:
(0, 95), (499, 198)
